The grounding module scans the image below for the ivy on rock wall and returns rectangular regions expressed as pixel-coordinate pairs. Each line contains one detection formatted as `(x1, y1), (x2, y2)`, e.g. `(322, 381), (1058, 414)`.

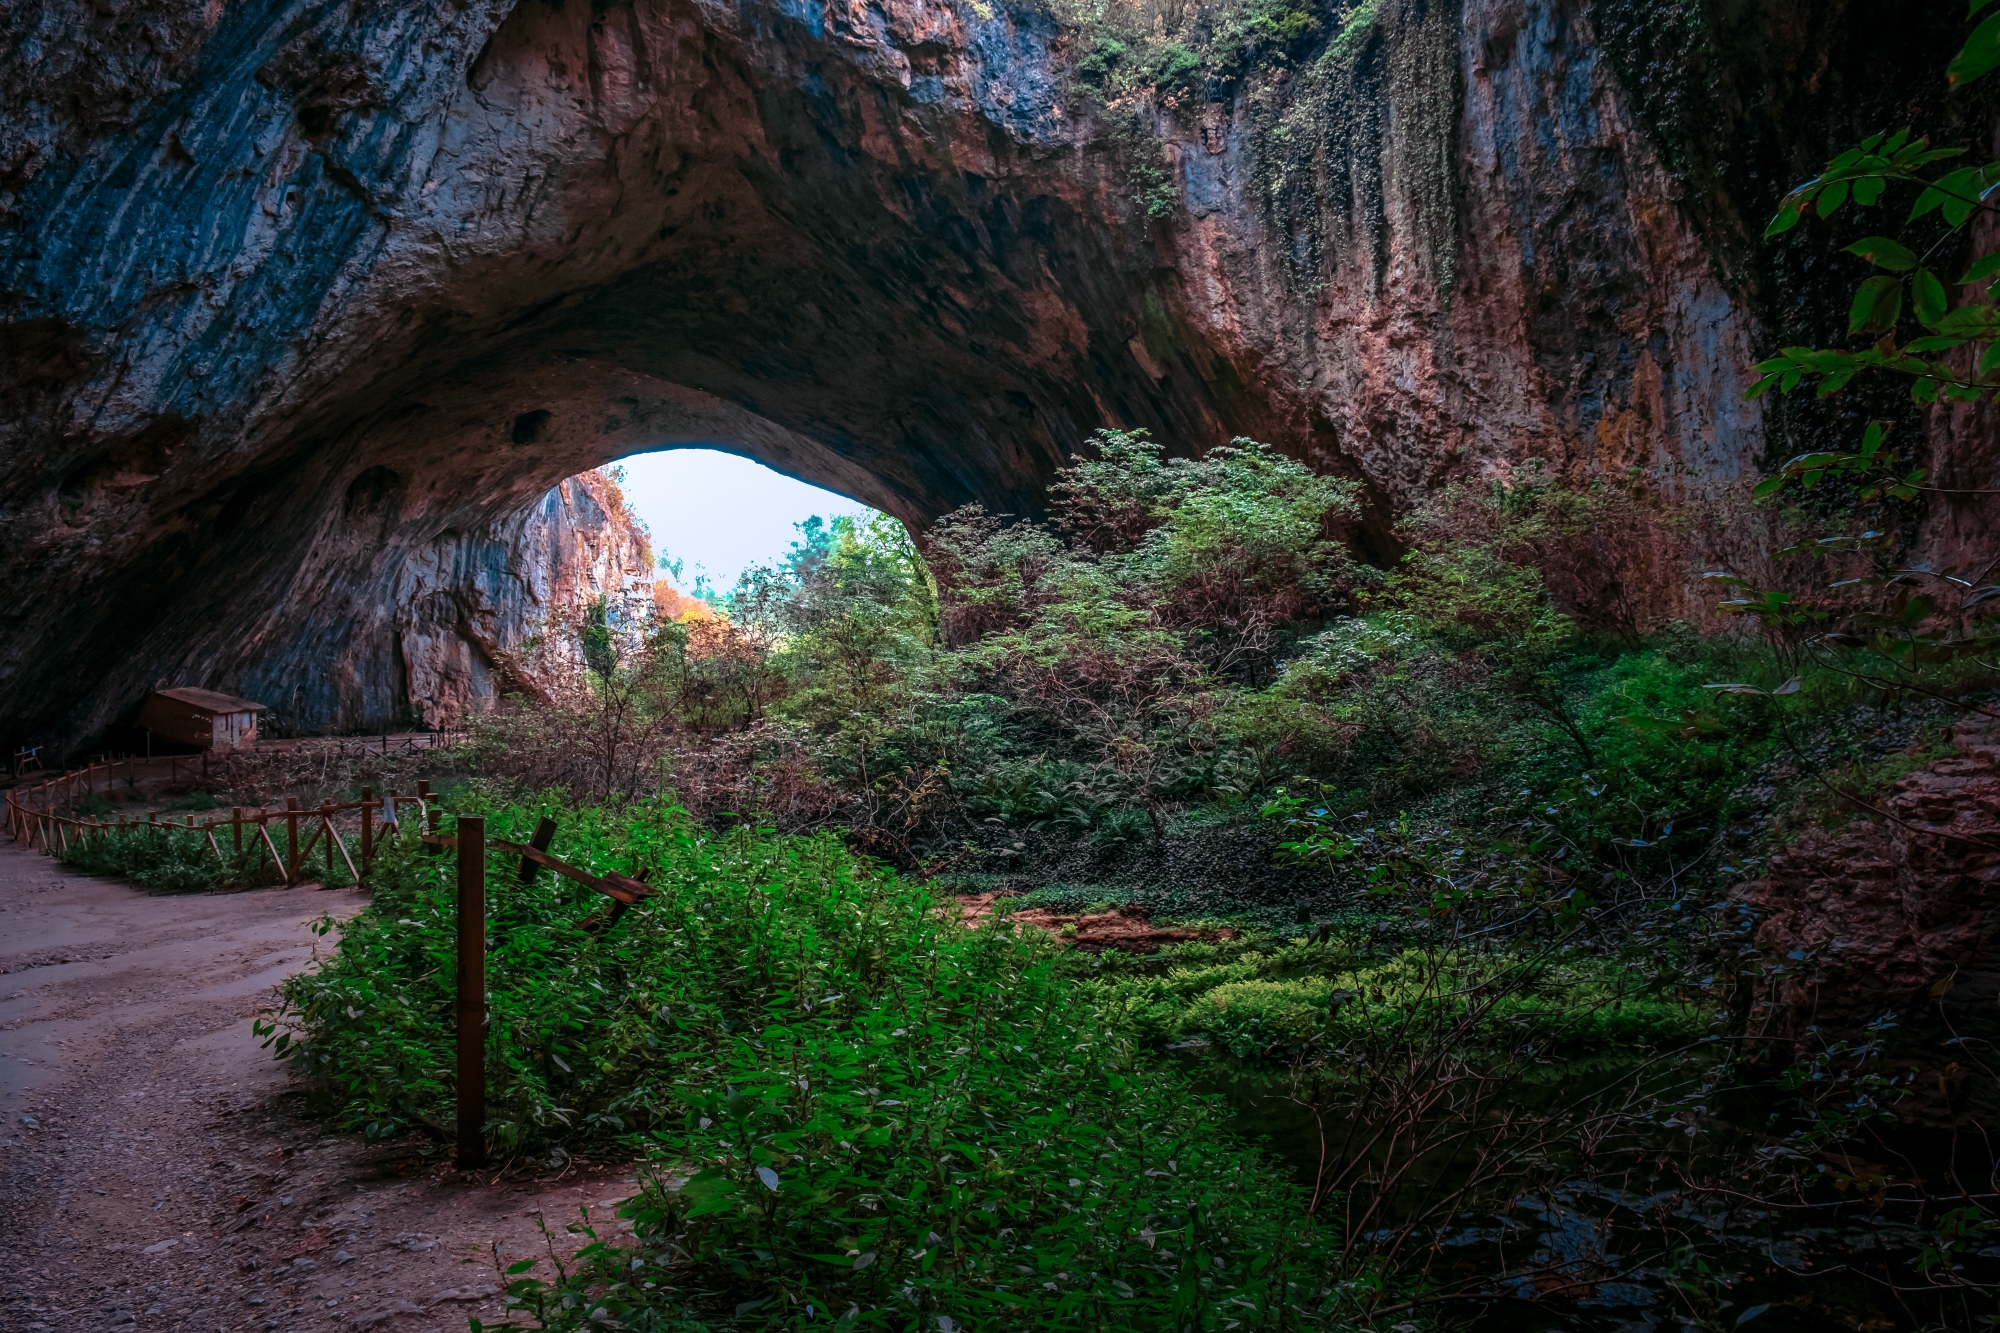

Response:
(1055, 0), (1463, 297)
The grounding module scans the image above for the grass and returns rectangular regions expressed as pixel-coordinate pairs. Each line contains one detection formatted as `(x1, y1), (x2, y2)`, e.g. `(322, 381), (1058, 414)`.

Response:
(275, 794), (1348, 1330)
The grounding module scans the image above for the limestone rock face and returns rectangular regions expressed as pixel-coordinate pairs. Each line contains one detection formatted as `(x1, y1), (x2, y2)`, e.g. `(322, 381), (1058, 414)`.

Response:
(319, 469), (653, 735)
(1735, 718), (2000, 1125)
(0, 0), (1992, 748)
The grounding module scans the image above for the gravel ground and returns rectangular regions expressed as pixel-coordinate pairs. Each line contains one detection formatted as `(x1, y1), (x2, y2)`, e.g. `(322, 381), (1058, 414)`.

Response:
(0, 842), (637, 1333)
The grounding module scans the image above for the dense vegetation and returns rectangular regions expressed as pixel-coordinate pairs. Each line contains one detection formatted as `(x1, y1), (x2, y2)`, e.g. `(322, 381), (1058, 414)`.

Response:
(50, 8), (2000, 1327)
(475, 430), (1851, 909)
(247, 411), (1999, 1326)
(282, 801), (1343, 1329)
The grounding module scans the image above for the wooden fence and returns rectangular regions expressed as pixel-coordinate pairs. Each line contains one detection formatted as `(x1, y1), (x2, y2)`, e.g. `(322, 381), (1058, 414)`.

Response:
(2, 758), (447, 888)
(420, 815), (654, 1166)
(254, 729), (465, 758)
(7, 754), (652, 1167)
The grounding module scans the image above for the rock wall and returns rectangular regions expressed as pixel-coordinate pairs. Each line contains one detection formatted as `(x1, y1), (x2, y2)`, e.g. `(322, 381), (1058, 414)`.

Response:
(181, 468), (653, 735)
(0, 0), (1993, 750)
(1735, 718), (2000, 1127)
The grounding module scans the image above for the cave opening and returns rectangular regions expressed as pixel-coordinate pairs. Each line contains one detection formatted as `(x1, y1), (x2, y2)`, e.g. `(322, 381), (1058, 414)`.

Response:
(367, 446), (889, 739)
(610, 447), (882, 603)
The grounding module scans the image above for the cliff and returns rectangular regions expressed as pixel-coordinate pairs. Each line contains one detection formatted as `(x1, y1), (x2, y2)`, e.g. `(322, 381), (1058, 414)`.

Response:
(0, 0), (1993, 749)
(210, 467), (654, 733)
(373, 469), (654, 733)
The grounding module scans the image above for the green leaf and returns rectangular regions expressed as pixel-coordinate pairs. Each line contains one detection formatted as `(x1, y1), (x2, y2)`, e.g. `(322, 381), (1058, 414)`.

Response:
(1845, 236), (1918, 270)
(1849, 275), (1905, 334)
(1949, 12), (2000, 85)
(1752, 476), (1786, 500)
(1905, 335), (1969, 351)
(1959, 252), (2000, 284)
(1914, 268), (1949, 324)
(1853, 175), (1887, 207)
(1816, 178), (1850, 218)
(1974, 0), (2000, 18)
(1913, 165), (1989, 225)
(1980, 341), (2000, 374)
(1934, 304), (1998, 336)
(1765, 199), (1806, 237)
(505, 1259), (538, 1275)
(685, 1195), (738, 1219)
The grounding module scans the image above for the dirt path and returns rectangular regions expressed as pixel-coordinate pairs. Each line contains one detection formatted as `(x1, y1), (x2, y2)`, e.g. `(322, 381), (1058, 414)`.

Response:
(0, 843), (635, 1333)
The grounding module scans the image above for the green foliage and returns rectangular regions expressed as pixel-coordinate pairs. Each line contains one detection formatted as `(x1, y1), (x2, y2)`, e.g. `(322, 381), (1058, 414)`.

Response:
(581, 596), (618, 678)
(279, 797), (1341, 1329)
(1710, 13), (2000, 784)
(59, 824), (301, 894)
(1749, 15), (2000, 408)
(1117, 947), (1706, 1062)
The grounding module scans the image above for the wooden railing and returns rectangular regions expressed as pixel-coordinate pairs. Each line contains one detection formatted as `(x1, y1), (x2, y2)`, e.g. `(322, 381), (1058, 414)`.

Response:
(3, 761), (450, 888)
(421, 814), (654, 1167)
(8, 756), (656, 1169)
(255, 729), (464, 757)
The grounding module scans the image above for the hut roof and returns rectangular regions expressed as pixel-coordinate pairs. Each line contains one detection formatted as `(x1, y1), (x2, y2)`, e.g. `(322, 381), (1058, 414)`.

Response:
(151, 687), (267, 715)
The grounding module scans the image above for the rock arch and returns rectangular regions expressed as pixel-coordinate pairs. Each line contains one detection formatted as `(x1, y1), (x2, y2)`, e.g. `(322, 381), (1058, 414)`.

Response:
(2, 0), (1988, 749)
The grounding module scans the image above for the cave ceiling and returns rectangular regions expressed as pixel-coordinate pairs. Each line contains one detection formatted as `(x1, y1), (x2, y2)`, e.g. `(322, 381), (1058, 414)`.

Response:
(1, 0), (1989, 749)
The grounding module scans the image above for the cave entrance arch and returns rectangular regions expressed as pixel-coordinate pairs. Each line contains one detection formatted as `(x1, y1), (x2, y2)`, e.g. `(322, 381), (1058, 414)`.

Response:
(0, 0), (1329, 756)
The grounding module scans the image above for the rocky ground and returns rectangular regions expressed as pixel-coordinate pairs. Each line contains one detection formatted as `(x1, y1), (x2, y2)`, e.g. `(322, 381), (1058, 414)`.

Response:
(0, 843), (639, 1333)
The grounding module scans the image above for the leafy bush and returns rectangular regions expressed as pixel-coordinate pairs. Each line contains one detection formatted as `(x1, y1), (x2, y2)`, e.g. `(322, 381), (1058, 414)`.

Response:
(275, 797), (1345, 1329)
(59, 824), (299, 894)
(1080, 937), (1707, 1064)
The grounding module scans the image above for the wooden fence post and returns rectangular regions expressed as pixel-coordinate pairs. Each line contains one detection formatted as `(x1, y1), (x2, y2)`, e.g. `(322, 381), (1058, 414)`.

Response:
(519, 816), (558, 885)
(232, 808), (243, 855)
(360, 786), (373, 876)
(286, 797), (300, 883)
(455, 814), (487, 1170)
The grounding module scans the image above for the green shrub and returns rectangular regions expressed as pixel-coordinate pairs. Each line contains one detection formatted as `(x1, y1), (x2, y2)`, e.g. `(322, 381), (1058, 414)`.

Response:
(1187, 977), (1334, 1057)
(59, 825), (291, 894)
(1081, 941), (1708, 1065)
(277, 797), (1347, 1329)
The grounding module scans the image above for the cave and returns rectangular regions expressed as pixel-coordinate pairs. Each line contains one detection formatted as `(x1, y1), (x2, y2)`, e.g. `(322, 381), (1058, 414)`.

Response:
(3, 0), (1994, 754)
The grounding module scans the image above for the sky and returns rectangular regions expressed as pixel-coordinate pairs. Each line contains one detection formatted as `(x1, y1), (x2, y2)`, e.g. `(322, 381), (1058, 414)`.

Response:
(611, 447), (878, 592)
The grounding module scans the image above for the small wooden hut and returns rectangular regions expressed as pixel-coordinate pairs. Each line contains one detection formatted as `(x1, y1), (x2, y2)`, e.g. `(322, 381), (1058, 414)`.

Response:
(135, 687), (267, 751)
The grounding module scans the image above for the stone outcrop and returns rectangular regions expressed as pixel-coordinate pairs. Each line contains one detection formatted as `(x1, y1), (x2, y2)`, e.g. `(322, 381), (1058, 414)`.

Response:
(1, 0), (1994, 750)
(1735, 717), (2000, 1125)
(343, 468), (653, 733)
(141, 466), (653, 735)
